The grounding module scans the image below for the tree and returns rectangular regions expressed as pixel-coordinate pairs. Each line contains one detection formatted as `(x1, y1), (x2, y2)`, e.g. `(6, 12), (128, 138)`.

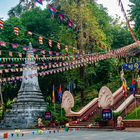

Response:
(58, 0), (108, 105)
(129, 0), (140, 39)
(8, 0), (35, 18)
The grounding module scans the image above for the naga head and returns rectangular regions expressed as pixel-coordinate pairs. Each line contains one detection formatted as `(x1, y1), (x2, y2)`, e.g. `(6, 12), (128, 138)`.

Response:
(61, 91), (74, 115)
(98, 86), (113, 109)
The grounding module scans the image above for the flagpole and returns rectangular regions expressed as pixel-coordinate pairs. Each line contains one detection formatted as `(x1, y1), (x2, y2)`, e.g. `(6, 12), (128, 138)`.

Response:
(52, 84), (56, 112)
(54, 102), (56, 113)
(61, 106), (62, 117)
(0, 82), (4, 109)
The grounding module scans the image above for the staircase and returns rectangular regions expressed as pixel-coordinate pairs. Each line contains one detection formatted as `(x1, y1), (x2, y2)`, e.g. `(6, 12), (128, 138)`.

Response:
(68, 90), (126, 128)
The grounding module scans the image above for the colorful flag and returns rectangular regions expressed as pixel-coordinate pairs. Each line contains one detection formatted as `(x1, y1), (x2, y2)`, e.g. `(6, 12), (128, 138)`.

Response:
(9, 52), (13, 57)
(52, 84), (55, 104)
(130, 75), (136, 96)
(56, 52), (59, 56)
(12, 44), (18, 49)
(57, 42), (60, 49)
(122, 80), (127, 96)
(58, 84), (62, 103)
(0, 20), (4, 29)
(32, 48), (37, 52)
(48, 4), (57, 14)
(36, 0), (43, 5)
(18, 53), (22, 58)
(59, 14), (64, 22)
(0, 42), (6, 46)
(67, 20), (73, 28)
(65, 46), (68, 52)
(39, 36), (43, 44)
(41, 50), (46, 54)
(49, 39), (52, 47)
(22, 47), (29, 51)
(27, 31), (32, 36)
(14, 27), (19, 36)
(49, 51), (53, 56)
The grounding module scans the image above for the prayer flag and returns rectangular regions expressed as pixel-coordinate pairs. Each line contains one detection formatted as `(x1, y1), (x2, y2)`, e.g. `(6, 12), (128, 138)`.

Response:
(52, 84), (55, 104)
(48, 4), (57, 14)
(0, 20), (4, 29)
(130, 75), (136, 96)
(57, 84), (62, 103)
(36, 0), (43, 5)
(14, 27), (19, 36)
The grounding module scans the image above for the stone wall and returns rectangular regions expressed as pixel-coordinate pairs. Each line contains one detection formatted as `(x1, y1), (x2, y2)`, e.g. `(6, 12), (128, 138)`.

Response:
(123, 120), (140, 127)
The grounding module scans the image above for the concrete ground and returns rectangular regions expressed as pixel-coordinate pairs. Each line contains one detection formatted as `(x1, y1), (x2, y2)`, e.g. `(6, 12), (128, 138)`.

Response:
(0, 129), (140, 140)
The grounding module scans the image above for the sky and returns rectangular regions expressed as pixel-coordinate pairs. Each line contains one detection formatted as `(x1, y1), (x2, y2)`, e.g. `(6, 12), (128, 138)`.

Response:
(97, 0), (130, 20)
(0, 0), (130, 21)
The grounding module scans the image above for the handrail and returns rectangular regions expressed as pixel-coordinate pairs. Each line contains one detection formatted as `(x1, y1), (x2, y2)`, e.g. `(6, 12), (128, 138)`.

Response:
(114, 95), (135, 113)
(67, 87), (123, 117)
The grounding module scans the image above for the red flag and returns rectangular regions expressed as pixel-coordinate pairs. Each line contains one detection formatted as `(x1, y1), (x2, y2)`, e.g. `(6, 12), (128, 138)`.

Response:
(131, 75), (135, 85)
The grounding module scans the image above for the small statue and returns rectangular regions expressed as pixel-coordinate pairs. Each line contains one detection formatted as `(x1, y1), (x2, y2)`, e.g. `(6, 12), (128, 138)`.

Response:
(120, 69), (124, 82)
(38, 118), (44, 129)
(120, 69), (127, 85)
(117, 116), (124, 128)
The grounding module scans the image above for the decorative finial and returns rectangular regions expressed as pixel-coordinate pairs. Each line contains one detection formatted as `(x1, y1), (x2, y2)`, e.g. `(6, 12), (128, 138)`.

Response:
(29, 42), (32, 51)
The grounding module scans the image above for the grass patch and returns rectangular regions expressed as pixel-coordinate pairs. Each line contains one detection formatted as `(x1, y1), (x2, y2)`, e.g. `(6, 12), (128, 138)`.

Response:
(125, 106), (140, 120)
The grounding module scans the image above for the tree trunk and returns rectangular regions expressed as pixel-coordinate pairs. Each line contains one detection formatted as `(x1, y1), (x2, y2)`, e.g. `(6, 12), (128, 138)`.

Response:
(0, 82), (4, 118)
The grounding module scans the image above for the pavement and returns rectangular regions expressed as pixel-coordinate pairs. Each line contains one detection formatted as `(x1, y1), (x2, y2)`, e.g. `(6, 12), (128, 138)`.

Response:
(124, 127), (140, 132)
(0, 128), (140, 140)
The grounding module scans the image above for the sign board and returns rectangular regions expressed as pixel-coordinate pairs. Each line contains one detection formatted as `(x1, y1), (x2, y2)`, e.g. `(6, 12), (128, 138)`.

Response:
(102, 109), (112, 121)
(45, 111), (52, 121)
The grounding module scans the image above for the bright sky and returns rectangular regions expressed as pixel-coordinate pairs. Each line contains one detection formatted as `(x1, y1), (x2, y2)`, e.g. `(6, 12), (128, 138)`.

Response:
(0, 0), (130, 21)
(97, 0), (130, 20)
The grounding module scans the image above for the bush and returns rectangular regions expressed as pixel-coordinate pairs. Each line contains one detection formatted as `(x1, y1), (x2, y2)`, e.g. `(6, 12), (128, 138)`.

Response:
(94, 116), (102, 122)
(113, 112), (121, 120)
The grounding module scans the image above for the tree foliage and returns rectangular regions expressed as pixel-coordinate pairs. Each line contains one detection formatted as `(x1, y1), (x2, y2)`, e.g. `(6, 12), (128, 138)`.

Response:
(0, 1), (135, 120)
(129, 0), (140, 39)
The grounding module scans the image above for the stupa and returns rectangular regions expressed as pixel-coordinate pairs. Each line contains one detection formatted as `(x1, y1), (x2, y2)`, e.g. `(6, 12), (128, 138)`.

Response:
(1, 43), (46, 128)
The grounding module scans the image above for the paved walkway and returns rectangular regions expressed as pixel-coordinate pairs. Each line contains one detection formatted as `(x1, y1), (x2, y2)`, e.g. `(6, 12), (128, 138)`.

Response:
(125, 127), (140, 132)
(0, 129), (140, 140)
